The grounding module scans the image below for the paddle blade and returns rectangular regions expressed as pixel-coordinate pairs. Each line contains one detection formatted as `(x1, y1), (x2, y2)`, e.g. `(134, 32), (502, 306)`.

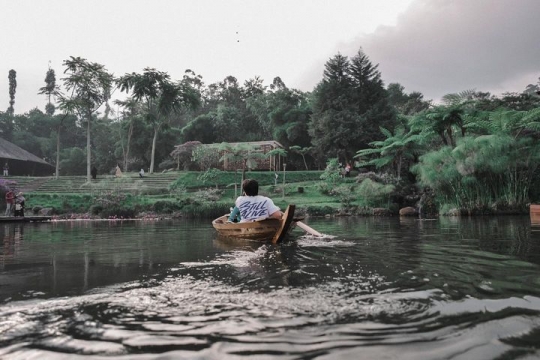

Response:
(296, 221), (323, 237)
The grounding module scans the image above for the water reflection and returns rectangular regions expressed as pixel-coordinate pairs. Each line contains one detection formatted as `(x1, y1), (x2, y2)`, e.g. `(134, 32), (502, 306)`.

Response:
(1, 224), (24, 265)
(0, 217), (539, 359)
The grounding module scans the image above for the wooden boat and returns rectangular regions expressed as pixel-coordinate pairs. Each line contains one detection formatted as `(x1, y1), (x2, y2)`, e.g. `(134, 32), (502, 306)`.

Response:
(530, 204), (540, 224)
(212, 204), (296, 244)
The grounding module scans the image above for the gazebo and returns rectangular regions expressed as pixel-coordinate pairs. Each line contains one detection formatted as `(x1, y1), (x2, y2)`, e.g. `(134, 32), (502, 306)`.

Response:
(217, 140), (285, 171)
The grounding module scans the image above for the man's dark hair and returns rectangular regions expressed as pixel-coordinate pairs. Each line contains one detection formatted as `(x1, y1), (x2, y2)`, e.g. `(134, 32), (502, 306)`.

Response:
(242, 179), (259, 196)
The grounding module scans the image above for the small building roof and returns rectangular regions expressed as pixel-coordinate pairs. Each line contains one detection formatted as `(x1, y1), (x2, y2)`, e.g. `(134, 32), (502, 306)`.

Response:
(208, 140), (284, 148)
(0, 137), (52, 166)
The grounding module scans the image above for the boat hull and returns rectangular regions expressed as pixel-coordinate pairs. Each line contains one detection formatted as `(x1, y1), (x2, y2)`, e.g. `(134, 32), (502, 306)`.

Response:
(531, 204), (540, 224)
(212, 205), (295, 243)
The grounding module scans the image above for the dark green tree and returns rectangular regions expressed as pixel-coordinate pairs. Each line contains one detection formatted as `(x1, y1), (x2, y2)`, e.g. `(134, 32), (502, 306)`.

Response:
(117, 68), (200, 173)
(309, 49), (396, 166)
(114, 98), (143, 171)
(181, 113), (218, 144)
(170, 141), (202, 170)
(289, 146), (312, 170)
(387, 83), (431, 115)
(11, 109), (52, 160)
(247, 77), (312, 150)
(59, 147), (87, 175)
(92, 118), (122, 174)
(213, 76), (260, 141)
(7, 69), (16, 115)
(38, 66), (60, 115)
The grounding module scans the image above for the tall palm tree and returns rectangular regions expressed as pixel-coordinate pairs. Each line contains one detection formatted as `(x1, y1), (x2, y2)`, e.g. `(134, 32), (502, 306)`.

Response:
(114, 98), (141, 172)
(58, 57), (114, 182)
(117, 68), (199, 173)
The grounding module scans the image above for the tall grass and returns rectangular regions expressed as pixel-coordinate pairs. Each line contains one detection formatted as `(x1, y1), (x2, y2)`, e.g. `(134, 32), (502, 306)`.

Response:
(413, 135), (540, 213)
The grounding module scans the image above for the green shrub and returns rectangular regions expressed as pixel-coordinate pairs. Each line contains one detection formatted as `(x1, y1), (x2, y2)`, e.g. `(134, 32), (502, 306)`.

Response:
(168, 183), (187, 197)
(357, 178), (395, 207)
(158, 159), (176, 170)
(153, 200), (182, 213)
(89, 204), (103, 215)
(181, 203), (229, 218)
(320, 158), (341, 186)
(31, 206), (42, 213)
(305, 205), (336, 216)
(333, 185), (357, 210)
(316, 181), (333, 195)
(192, 188), (223, 203)
(141, 188), (169, 196)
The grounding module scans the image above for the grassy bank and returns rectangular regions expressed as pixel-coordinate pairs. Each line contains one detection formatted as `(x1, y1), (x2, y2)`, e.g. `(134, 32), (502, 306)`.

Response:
(19, 169), (525, 219)
(20, 171), (348, 219)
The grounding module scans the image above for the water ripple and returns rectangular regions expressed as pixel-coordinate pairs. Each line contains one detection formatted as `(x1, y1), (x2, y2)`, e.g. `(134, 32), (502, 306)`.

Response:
(1, 218), (540, 358)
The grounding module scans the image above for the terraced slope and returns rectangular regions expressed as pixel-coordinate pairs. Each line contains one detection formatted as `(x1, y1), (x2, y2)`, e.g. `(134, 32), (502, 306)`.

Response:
(8, 172), (182, 194)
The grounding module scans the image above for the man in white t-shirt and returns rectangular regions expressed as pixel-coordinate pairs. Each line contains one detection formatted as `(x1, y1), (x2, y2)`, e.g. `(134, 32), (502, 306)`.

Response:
(235, 179), (282, 222)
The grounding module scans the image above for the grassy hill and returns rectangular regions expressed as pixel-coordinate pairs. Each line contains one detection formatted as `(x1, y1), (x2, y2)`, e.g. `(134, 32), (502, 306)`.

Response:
(10, 170), (325, 194)
(7, 170), (346, 218)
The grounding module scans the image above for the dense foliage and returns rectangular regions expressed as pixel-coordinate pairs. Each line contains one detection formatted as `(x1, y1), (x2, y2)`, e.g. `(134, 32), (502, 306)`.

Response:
(1, 51), (540, 214)
(359, 90), (540, 213)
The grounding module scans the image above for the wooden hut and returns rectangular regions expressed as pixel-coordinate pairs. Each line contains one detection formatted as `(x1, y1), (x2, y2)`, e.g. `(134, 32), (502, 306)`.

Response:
(0, 137), (54, 176)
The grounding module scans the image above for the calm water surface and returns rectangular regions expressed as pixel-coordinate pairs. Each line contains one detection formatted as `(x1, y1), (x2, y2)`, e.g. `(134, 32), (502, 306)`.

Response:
(1, 216), (540, 359)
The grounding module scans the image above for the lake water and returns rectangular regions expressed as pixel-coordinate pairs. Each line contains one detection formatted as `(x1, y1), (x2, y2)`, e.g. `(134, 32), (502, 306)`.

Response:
(1, 216), (539, 359)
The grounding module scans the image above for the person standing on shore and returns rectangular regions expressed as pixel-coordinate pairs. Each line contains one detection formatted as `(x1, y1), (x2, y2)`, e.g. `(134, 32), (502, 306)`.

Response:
(14, 192), (25, 217)
(5, 189), (14, 216)
(115, 165), (123, 177)
(3, 163), (9, 176)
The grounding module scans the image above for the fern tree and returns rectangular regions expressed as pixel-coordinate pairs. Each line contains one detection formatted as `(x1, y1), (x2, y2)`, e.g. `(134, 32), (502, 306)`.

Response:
(355, 127), (425, 179)
(218, 143), (264, 182)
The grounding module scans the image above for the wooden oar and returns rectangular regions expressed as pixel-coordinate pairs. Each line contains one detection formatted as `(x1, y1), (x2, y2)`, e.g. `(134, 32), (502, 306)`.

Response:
(296, 221), (323, 237)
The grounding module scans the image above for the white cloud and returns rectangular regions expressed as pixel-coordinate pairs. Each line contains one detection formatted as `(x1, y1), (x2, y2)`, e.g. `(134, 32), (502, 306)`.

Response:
(299, 0), (540, 100)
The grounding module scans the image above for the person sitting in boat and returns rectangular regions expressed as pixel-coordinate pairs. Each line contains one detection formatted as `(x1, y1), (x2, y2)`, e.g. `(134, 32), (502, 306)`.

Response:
(234, 179), (282, 222)
(14, 192), (25, 217)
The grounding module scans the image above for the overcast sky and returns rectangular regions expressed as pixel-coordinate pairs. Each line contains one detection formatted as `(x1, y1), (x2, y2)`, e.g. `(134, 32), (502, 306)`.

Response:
(1, 0), (539, 114)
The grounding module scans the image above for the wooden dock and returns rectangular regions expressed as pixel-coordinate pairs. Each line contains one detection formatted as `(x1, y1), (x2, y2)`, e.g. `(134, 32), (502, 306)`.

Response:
(0, 216), (52, 223)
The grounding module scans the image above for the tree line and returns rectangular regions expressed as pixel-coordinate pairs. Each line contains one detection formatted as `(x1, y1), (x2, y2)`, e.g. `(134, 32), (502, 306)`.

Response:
(2, 49), (540, 212)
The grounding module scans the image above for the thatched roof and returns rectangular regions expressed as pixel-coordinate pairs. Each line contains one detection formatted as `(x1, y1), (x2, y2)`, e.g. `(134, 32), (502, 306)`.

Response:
(223, 140), (284, 148)
(0, 137), (51, 166)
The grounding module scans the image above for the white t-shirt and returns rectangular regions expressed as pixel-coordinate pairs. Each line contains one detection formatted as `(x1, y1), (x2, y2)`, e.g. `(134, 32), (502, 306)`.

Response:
(235, 195), (280, 222)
